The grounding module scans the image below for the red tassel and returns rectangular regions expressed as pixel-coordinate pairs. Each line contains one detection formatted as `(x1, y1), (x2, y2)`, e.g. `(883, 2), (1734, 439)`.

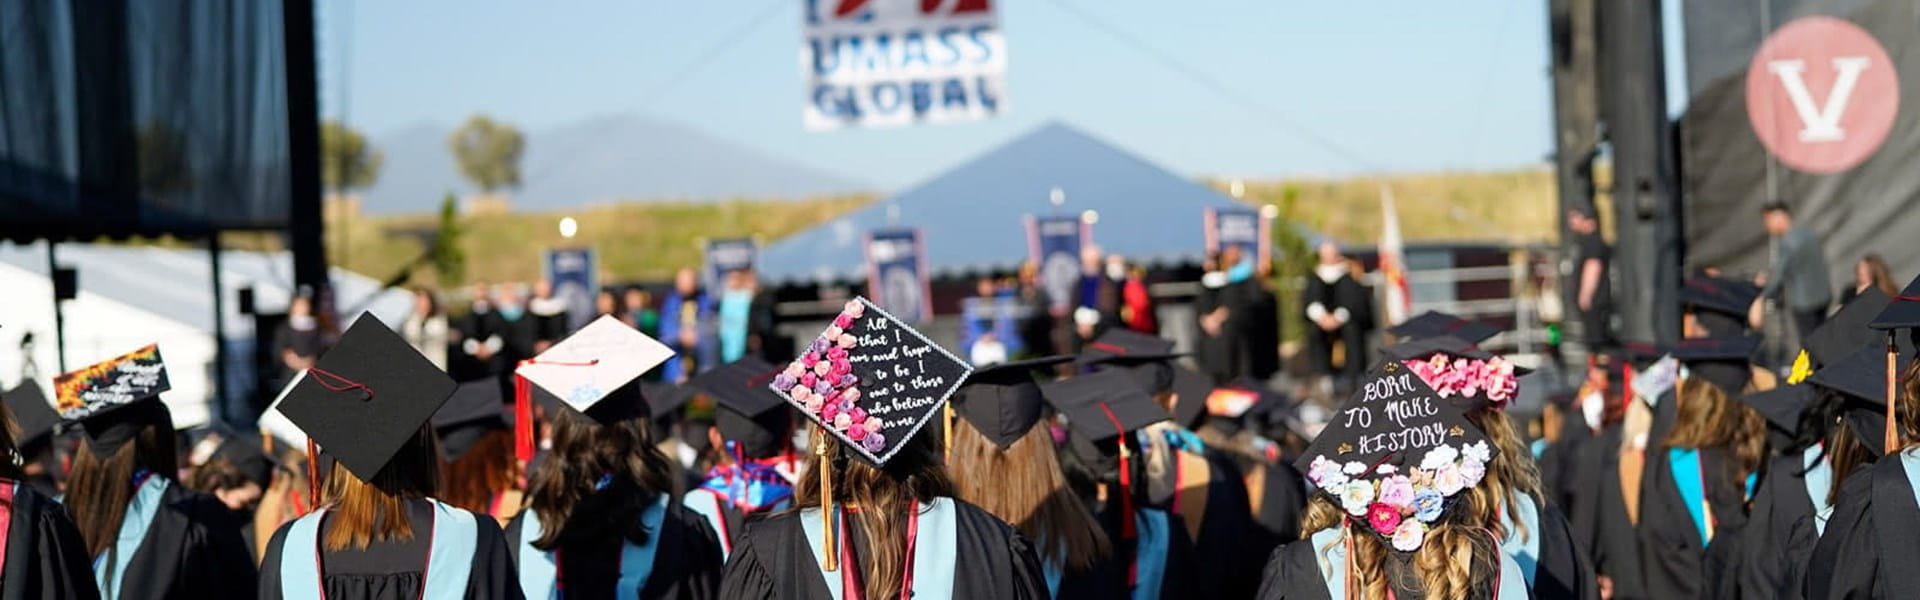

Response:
(514, 361), (535, 465)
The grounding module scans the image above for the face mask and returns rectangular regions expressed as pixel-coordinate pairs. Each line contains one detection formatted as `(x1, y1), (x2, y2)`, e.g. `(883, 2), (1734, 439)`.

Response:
(1106, 264), (1127, 281)
(1581, 393), (1605, 430)
(498, 305), (525, 321)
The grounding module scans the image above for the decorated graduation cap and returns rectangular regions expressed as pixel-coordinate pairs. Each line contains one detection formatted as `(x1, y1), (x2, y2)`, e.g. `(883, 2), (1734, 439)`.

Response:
(767, 298), (971, 572)
(1682, 275), (1760, 336)
(516, 315), (676, 460)
(277, 316), (457, 482)
(1807, 338), (1915, 456)
(691, 357), (793, 459)
(1670, 335), (1760, 397)
(1738, 385), (1812, 436)
(3, 380), (59, 453)
(1386, 311), (1500, 345)
(55, 344), (173, 454)
(1297, 362), (1495, 551)
(951, 356), (1073, 450)
(1380, 336), (1525, 411)
(431, 380), (510, 461)
(1866, 273), (1920, 452)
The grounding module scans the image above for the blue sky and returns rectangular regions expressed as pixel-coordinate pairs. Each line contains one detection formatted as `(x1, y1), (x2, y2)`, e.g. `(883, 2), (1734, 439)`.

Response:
(322, 0), (1553, 190)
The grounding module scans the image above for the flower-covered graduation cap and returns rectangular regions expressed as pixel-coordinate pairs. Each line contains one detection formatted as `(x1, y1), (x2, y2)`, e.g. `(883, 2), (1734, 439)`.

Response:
(1296, 362), (1495, 551)
(769, 298), (972, 465)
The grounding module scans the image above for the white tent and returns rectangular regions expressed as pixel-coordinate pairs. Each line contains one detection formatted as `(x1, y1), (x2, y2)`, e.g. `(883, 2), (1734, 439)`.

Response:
(0, 241), (413, 429)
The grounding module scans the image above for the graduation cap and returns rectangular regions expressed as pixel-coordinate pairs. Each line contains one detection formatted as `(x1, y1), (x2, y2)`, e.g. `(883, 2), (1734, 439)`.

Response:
(55, 344), (173, 454)
(432, 380), (510, 461)
(1295, 363), (1496, 551)
(1682, 275), (1760, 336)
(1387, 311), (1501, 345)
(768, 298), (972, 466)
(1077, 329), (1182, 394)
(641, 381), (695, 420)
(209, 432), (278, 490)
(690, 357), (792, 459)
(1167, 367), (1214, 429)
(1380, 336), (1495, 362)
(1381, 336), (1528, 410)
(518, 314), (674, 424)
(1041, 368), (1172, 545)
(1807, 340), (1915, 456)
(3, 380), (59, 453)
(951, 356), (1073, 449)
(1804, 289), (1890, 369)
(277, 316), (457, 481)
(1868, 273), (1920, 332)
(1864, 274), (1920, 453)
(1670, 335), (1760, 397)
(1737, 385), (1812, 436)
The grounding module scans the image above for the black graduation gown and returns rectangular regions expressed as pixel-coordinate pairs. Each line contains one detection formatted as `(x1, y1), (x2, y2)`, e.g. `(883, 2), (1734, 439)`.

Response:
(1, 484), (97, 600)
(102, 482), (257, 600)
(504, 504), (724, 599)
(257, 499), (520, 600)
(716, 499), (1048, 599)
(1738, 450), (1828, 600)
(1087, 498), (1199, 600)
(1803, 459), (1920, 600)
(1256, 537), (1508, 600)
(1528, 499), (1601, 600)
(1250, 460), (1308, 545)
(1540, 418), (1593, 514)
(1050, 548), (1128, 600)
(1636, 445), (1750, 600)
(1149, 450), (1266, 599)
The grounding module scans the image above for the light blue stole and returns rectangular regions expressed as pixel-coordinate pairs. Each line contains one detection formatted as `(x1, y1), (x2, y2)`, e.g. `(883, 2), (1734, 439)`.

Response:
(1900, 449), (1920, 519)
(1498, 492), (1542, 588)
(517, 494), (668, 599)
(1041, 559), (1064, 598)
(683, 489), (732, 559)
(279, 499), (477, 599)
(1801, 445), (1834, 536)
(93, 475), (168, 600)
(1132, 508), (1171, 600)
(1669, 448), (1712, 544)
(799, 498), (959, 600)
(1308, 526), (1528, 600)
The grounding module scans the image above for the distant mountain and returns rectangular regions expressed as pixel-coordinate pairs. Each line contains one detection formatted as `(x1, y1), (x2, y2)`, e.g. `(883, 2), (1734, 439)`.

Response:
(356, 115), (870, 214)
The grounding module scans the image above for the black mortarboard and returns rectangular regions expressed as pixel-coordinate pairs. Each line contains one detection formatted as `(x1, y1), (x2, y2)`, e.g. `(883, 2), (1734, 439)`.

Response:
(1380, 336), (1495, 362)
(518, 315), (674, 424)
(1294, 363), (1495, 549)
(953, 356), (1073, 449)
(1737, 385), (1811, 435)
(1618, 340), (1670, 367)
(1167, 367), (1214, 428)
(277, 316), (457, 480)
(1387, 311), (1500, 345)
(1869, 274), (1920, 331)
(1671, 335), (1760, 396)
(1805, 288), (1890, 368)
(642, 381), (694, 419)
(56, 344), (173, 453)
(1682, 275), (1760, 335)
(1042, 369), (1171, 442)
(209, 433), (277, 489)
(1807, 340), (1915, 456)
(692, 357), (792, 459)
(3, 380), (58, 452)
(1076, 329), (1179, 364)
(432, 380), (510, 461)
(769, 298), (972, 465)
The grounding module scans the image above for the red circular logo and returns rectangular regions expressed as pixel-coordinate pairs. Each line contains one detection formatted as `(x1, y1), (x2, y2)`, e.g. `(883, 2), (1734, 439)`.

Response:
(1745, 17), (1899, 174)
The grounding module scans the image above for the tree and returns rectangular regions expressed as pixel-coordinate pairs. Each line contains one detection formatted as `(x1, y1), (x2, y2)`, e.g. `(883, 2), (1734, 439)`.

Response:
(431, 192), (467, 285)
(448, 114), (525, 194)
(321, 121), (384, 192)
(1269, 185), (1316, 344)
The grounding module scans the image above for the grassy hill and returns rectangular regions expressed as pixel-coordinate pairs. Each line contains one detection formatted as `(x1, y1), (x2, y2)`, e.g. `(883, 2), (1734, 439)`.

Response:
(1209, 166), (1595, 247)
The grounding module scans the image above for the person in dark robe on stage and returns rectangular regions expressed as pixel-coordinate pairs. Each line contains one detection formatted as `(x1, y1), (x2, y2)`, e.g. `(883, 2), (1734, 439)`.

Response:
(525, 279), (570, 354)
(948, 357), (1124, 599)
(1800, 280), (1920, 600)
(257, 317), (519, 599)
(1634, 335), (1767, 600)
(0, 372), (99, 599)
(1041, 370), (1199, 600)
(3, 379), (65, 497)
(719, 299), (1047, 599)
(505, 317), (725, 599)
(432, 380), (523, 527)
(1386, 337), (1598, 600)
(1302, 241), (1371, 393)
(684, 358), (802, 558)
(493, 284), (542, 373)
(1259, 363), (1530, 600)
(57, 345), (256, 600)
(453, 281), (506, 382)
(1079, 330), (1267, 599)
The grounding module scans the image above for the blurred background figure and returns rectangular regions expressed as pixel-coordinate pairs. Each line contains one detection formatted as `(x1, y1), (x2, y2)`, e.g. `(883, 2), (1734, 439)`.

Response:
(402, 288), (450, 371)
(623, 286), (660, 339)
(527, 279), (569, 353)
(1301, 240), (1369, 394)
(272, 292), (324, 382)
(1114, 257), (1158, 335)
(659, 268), (714, 383)
(1755, 201), (1831, 345)
(1568, 207), (1614, 350)
(1839, 253), (1898, 306)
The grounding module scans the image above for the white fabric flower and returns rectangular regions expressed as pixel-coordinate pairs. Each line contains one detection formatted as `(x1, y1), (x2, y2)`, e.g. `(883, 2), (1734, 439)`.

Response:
(1462, 440), (1492, 464)
(1339, 481), (1375, 516)
(1420, 444), (1460, 471)
(1375, 464), (1397, 475)
(1343, 461), (1368, 475)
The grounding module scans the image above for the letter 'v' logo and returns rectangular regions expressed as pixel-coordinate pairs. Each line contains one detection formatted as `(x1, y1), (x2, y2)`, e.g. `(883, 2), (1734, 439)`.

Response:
(1766, 56), (1872, 142)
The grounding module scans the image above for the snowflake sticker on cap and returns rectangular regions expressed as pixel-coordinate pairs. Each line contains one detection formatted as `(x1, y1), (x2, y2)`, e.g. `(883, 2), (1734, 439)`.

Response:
(769, 297), (971, 465)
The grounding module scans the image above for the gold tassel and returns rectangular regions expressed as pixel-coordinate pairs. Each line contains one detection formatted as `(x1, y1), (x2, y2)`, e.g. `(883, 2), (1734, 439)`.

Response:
(818, 435), (838, 572)
(1887, 332), (1899, 455)
(943, 403), (954, 463)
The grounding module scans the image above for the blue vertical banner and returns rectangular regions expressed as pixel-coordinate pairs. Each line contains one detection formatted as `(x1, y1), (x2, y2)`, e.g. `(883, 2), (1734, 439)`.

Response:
(864, 228), (932, 323)
(1026, 215), (1089, 314)
(545, 248), (598, 332)
(704, 237), (758, 289)
(1204, 207), (1271, 267)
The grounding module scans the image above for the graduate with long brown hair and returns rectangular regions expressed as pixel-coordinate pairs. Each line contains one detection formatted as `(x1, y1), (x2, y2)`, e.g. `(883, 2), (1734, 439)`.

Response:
(506, 316), (725, 598)
(719, 298), (1046, 599)
(0, 375), (96, 598)
(58, 345), (256, 599)
(256, 317), (518, 599)
(431, 380), (522, 526)
(947, 357), (1121, 599)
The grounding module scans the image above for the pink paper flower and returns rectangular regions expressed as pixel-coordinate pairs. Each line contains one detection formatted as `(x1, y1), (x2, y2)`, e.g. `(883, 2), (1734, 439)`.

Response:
(843, 300), (864, 317)
(861, 431), (885, 453)
(862, 417), (883, 433)
(848, 406), (867, 423)
(800, 372), (818, 388)
(823, 326), (842, 339)
(842, 388), (862, 403)
(848, 425), (867, 441)
(828, 361), (852, 380)
(833, 314), (853, 329)
(804, 397), (824, 413)
(791, 387), (813, 402)
(838, 334), (858, 349)
(784, 363), (805, 378)
(827, 346), (848, 361)
(802, 353), (820, 368)
(814, 361), (832, 376)
(1435, 465), (1466, 496)
(833, 413), (853, 431)
(1378, 475), (1416, 508)
(1367, 502), (1402, 535)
